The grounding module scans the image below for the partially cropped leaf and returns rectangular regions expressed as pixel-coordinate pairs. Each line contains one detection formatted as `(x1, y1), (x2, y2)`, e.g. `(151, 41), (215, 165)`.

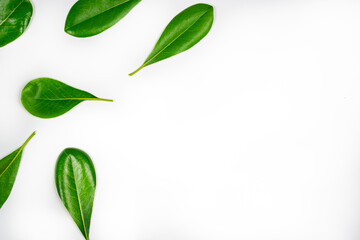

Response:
(21, 78), (113, 119)
(0, 0), (33, 47)
(65, 0), (141, 38)
(55, 148), (96, 240)
(0, 131), (35, 209)
(129, 3), (214, 76)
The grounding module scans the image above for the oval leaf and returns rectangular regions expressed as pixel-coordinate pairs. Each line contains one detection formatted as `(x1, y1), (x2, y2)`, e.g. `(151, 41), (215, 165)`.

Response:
(0, 0), (33, 47)
(65, 0), (141, 38)
(21, 78), (113, 119)
(55, 148), (96, 240)
(129, 3), (214, 76)
(0, 131), (35, 209)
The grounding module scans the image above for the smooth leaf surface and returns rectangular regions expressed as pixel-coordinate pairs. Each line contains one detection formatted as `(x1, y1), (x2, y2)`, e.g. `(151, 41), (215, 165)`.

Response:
(65, 0), (141, 38)
(21, 78), (113, 119)
(0, 0), (33, 47)
(0, 131), (35, 209)
(129, 3), (214, 76)
(55, 148), (96, 240)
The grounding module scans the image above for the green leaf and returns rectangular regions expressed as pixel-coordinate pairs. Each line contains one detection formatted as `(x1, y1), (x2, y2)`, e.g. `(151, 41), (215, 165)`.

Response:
(129, 3), (214, 76)
(55, 148), (96, 240)
(0, 131), (35, 209)
(0, 0), (33, 48)
(65, 0), (141, 38)
(21, 78), (113, 119)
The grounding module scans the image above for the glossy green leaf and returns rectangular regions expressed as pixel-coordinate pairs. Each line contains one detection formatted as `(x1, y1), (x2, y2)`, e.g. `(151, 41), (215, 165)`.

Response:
(21, 78), (113, 119)
(65, 0), (141, 38)
(55, 148), (96, 240)
(0, 131), (35, 209)
(129, 3), (214, 76)
(0, 0), (33, 48)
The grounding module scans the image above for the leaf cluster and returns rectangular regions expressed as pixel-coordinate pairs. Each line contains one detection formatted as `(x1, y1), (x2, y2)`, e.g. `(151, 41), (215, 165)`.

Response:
(0, 1), (215, 239)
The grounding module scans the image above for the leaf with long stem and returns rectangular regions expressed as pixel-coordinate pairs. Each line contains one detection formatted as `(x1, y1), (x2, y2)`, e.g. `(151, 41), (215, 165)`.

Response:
(21, 78), (113, 119)
(130, 3), (214, 76)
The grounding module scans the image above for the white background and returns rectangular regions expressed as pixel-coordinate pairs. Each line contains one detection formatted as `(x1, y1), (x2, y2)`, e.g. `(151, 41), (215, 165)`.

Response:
(1, 0), (360, 239)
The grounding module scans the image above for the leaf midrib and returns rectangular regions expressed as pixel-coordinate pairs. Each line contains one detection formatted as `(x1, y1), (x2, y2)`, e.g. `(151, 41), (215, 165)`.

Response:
(143, 8), (210, 67)
(66, 0), (132, 30)
(36, 98), (96, 101)
(0, 0), (25, 27)
(68, 153), (89, 240)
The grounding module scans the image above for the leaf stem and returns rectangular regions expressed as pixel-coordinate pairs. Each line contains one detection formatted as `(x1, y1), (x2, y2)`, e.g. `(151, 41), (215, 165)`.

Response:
(129, 64), (145, 76)
(23, 131), (36, 148)
(92, 98), (114, 102)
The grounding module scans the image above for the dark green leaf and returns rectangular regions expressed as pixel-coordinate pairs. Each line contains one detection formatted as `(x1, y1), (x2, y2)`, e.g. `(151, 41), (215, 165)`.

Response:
(0, 0), (33, 47)
(21, 78), (113, 119)
(129, 3), (214, 76)
(0, 131), (35, 209)
(55, 148), (96, 240)
(65, 0), (141, 38)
